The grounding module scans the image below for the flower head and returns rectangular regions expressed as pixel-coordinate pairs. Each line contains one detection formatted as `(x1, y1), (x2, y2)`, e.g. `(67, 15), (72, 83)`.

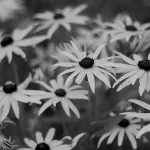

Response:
(0, 74), (48, 120)
(95, 114), (140, 149)
(0, 0), (24, 21)
(0, 26), (47, 63)
(122, 99), (150, 138)
(34, 4), (88, 38)
(113, 51), (150, 96)
(54, 41), (116, 93)
(102, 14), (150, 42)
(36, 75), (88, 118)
(19, 128), (71, 150)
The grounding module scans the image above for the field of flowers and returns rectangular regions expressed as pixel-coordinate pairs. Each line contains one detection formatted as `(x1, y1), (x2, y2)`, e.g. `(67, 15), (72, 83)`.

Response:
(1, 0), (150, 150)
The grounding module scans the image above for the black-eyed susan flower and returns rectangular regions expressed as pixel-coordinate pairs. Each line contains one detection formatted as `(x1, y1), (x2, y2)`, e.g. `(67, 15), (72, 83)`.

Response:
(34, 4), (88, 38)
(54, 41), (116, 93)
(36, 75), (88, 118)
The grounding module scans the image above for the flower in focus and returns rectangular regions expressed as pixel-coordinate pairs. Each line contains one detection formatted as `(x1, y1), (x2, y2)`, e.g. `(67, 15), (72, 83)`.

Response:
(102, 14), (150, 42)
(0, 74), (48, 120)
(34, 4), (88, 38)
(95, 114), (140, 149)
(0, 135), (16, 150)
(113, 51), (150, 96)
(0, 0), (24, 21)
(122, 99), (150, 138)
(36, 75), (88, 118)
(18, 128), (71, 150)
(62, 133), (85, 148)
(54, 40), (116, 93)
(0, 26), (47, 63)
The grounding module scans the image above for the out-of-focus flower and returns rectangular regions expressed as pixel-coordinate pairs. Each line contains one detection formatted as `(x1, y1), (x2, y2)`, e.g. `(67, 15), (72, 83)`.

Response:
(0, 26), (47, 63)
(113, 51), (150, 96)
(34, 4), (88, 38)
(95, 113), (140, 149)
(54, 40), (116, 93)
(36, 75), (88, 118)
(122, 99), (150, 138)
(0, 74), (49, 120)
(33, 68), (45, 81)
(18, 128), (71, 150)
(0, 135), (16, 150)
(62, 133), (85, 148)
(102, 14), (150, 42)
(0, 0), (24, 21)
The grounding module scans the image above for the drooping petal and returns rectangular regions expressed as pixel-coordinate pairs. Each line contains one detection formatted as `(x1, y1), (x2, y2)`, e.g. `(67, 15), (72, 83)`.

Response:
(136, 124), (150, 138)
(36, 132), (44, 144)
(24, 138), (36, 149)
(45, 128), (55, 144)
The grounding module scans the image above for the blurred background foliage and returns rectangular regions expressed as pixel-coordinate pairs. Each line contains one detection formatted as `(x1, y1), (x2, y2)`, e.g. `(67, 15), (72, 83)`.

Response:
(1, 0), (150, 150)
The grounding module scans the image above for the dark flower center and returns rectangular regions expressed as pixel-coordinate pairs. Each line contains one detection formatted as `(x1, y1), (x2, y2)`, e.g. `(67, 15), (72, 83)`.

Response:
(3, 82), (17, 94)
(35, 143), (50, 150)
(138, 59), (150, 71)
(1, 36), (14, 47)
(125, 25), (137, 31)
(118, 119), (130, 128)
(53, 13), (64, 20)
(79, 57), (94, 69)
(55, 89), (66, 97)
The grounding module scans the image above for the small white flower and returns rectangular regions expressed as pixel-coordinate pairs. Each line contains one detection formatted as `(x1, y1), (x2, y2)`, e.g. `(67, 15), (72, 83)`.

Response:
(62, 133), (85, 148)
(0, 74), (48, 120)
(0, 0), (24, 21)
(54, 40), (116, 93)
(103, 14), (150, 42)
(122, 99), (150, 138)
(36, 75), (88, 118)
(34, 4), (88, 38)
(97, 115), (140, 149)
(113, 51), (150, 96)
(0, 26), (47, 63)
(18, 128), (71, 150)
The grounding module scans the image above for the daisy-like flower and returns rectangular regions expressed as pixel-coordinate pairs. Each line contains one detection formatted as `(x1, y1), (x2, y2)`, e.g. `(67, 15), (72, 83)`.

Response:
(122, 99), (150, 138)
(0, 0), (24, 21)
(113, 51), (150, 96)
(103, 14), (150, 42)
(53, 40), (116, 93)
(19, 128), (71, 150)
(36, 75), (88, 118)
(62, 133), (85, 148)
(34, 4), (88, 38)
(0, 74), (49, 121)
(97, 114), (140, 149)
(0, 26), (47, 63)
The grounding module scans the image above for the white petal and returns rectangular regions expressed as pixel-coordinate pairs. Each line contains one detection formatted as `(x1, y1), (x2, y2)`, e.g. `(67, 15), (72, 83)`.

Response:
(24, 138), (36, 149)
(137, 124), (150, 138)
(13, 93), (29, 103)
(72, 133), (85, 147)
(97, 133), (110, 148)
(133, 54), (142, 63)
(61, 98), (70, 117)
(126, 130), (137, 149)
(70, 4), (87, 16)
(36, 132), (44, 143)
(118, 130), (125, 146)
(139, 73), (147, 96)
(75, 71), (86, 84)
(61, 22), (71, 31)
(45, 128), (55, 144)
(47, 24), (59, 38)
(87, 70), (95, 93)
(11, 99), (19, 119)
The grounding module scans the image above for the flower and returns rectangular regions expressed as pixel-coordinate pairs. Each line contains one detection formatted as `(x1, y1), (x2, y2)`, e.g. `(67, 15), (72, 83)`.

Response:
(0, 135), (16, 150)
(19, 128), (71, 150)
(122, 99), (150, 138)
(33, 68), (45, 81)
(113, 51), (150, 96)
(62, 133), (85, 149)
(34, 4), (88, 38)
(53, 40), (116, 93)
(0, 0), (24, 21)
(36, 75), (88, 118)
(96, 114), (140, 149)
(102, 14), (150, 42)
(0, 26), (47, 63)
(0, 74), (48, 120)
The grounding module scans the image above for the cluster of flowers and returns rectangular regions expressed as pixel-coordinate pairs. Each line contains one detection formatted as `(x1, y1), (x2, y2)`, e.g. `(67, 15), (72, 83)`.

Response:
(0, 0), (150, 150)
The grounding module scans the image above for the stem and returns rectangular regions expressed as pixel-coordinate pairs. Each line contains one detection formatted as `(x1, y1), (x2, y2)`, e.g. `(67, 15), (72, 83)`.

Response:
(12, 60), (26, 138)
